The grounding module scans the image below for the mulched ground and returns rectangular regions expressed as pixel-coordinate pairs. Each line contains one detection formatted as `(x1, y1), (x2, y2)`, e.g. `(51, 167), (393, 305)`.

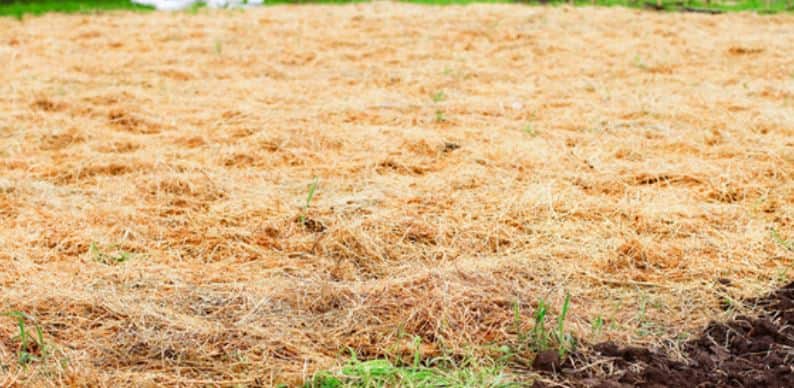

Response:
(534, 281), (794, 387)
(2, 4), (792, 385)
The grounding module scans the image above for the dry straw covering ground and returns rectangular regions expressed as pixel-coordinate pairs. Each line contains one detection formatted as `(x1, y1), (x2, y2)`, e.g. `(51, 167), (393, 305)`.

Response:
(1, 2), (792, 385)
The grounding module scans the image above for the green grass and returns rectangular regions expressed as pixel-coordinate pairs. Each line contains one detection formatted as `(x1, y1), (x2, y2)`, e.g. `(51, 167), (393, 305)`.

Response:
(0, 0), (152, 18)
(554, 293), (573, 358)
(590, 315), (604, 339)
(89, 242), (133, 265)
(1, 311), (49, 366)
(306, 348), (515, 387)
(309, 294), (577, 387)
(771, 228), (794, 252)
(517, 294), (575, 357)
(1, 0), (791, 18)
(300, 176), (319, 225)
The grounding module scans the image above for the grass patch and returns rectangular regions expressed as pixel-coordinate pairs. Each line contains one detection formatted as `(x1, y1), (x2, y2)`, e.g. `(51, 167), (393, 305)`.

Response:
(510, 294), (576, 359)
(307, 349), (514, 387)
(89, 242), (133, 265)
(1, 311), (49, 366)
(299, 176), (319, 225)
(0, 0), (152, 18)
(311, 295), (577, 387)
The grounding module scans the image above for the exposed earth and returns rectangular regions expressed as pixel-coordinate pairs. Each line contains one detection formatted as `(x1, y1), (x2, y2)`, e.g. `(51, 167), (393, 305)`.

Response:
(535, 281), (794, 387)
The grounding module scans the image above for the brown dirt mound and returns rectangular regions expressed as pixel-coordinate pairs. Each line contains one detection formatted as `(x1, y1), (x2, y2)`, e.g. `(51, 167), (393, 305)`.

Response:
(535, 281), (794, 387)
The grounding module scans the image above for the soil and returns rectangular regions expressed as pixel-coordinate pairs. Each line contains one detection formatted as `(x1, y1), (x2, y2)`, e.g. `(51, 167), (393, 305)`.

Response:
(534, 282), (794, 387)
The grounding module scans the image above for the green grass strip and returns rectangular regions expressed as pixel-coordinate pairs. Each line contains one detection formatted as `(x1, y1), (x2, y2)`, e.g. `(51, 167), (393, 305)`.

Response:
(1, 0), (792, 18)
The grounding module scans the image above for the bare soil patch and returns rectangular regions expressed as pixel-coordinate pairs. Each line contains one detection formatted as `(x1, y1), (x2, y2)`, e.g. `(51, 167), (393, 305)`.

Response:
(534, 281), (794, 387)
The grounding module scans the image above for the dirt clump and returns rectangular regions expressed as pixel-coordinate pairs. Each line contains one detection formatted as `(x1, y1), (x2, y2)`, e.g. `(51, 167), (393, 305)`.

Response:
(535, 282), (794, 387)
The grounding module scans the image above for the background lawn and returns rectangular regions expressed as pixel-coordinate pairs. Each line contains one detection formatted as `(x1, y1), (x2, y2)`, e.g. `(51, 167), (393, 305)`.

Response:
(0, 0), (152, 17)
(1, 0), (792, 17)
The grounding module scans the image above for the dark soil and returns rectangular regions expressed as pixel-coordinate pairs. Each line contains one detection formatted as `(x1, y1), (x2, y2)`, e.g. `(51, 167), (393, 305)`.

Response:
(534, 281), (794, 387)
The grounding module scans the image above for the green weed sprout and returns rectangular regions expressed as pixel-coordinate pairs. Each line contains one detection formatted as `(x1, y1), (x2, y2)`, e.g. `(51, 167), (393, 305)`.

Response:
(89, 242), (131, 265)
(300, 176), (319, 224)
(771, 228), (793, 251)
(2, 311), (47, 365)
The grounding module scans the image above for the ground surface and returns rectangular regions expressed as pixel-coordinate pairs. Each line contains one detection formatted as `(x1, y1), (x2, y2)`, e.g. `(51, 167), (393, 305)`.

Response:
(535, 281), (794, 387)
(0, 3), (793, 386)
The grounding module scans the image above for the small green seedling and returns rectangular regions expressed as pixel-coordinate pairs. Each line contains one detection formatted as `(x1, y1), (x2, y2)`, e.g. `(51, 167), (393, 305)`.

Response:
(635, 294), (648, 337)
(523, 124), (537, 137)
(435, 110), (446, 123)
(771, 228), (793, 251)
(531, 300), (548, 352)
(633, 55), (648, 70)
(2, 311), (47, 366)
(300, 177), (319, 224)
(634, 294), (664, 338)
(722, 295), (737, 312)
(591, 315), (604, 338)
(516, 294), (576, 359)
(412, 336), (422, 369)
(89, 242), (131, 265)
(554, 293), (574, 358)
(214, 39), (222, 55)
(776, 267), (789, 283)
(432, 91), (446, 102)
(512, 299), (524, 340)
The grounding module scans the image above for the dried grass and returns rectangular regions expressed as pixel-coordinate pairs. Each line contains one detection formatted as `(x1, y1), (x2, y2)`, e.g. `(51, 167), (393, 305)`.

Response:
(1, 3), (793, 385)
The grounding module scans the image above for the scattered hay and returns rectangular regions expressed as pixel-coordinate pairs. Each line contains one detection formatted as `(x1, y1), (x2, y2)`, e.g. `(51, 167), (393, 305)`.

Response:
(0, 3), (792, 385)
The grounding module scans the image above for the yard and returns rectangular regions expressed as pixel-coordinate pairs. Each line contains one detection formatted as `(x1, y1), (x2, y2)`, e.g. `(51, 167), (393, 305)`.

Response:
(0, 2), (792, 386)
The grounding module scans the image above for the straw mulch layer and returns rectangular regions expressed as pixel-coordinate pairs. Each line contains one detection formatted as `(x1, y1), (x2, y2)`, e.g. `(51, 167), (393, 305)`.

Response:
(0, 3), (792, 385)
